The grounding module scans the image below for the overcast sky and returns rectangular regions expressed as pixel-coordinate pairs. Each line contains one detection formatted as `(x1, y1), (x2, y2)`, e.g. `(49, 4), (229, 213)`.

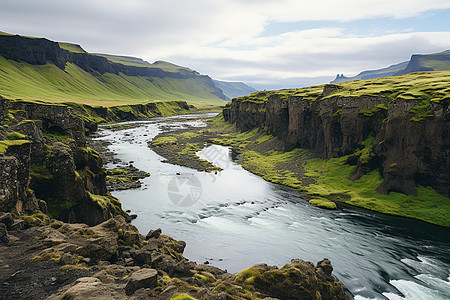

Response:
(1, 0), (450, 90)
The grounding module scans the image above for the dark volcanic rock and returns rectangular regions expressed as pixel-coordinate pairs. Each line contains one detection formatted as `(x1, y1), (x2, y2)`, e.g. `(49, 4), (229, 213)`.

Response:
(224, 89), (449, 197)
(0, 98), (129, 225)
(124, 268), (158, 295)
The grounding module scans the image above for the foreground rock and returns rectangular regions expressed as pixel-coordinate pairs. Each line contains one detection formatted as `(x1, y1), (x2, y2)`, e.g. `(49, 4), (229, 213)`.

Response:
(0, 97), (129, 225)
(0, 213), (351, 299)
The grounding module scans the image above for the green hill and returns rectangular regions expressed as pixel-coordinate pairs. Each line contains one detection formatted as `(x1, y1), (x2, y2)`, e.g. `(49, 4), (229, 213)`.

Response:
(396, 50), (450, 75)
(0, 33), (227, 107)
(213, 80), (257, 100)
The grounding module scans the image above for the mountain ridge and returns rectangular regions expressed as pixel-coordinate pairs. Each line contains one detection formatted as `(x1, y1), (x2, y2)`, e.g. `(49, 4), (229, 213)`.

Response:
(0, 33), (230, 106)
(331, 50), (450, 84)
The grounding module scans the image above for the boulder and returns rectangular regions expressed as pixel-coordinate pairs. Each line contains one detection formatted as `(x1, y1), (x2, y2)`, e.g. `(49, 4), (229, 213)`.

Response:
(234, 259), (349, 300)
(59, 277), (125, 300)
(124, 268), (158, 295)
(76, 235), (118, 261)
(146, 228), (162, 240)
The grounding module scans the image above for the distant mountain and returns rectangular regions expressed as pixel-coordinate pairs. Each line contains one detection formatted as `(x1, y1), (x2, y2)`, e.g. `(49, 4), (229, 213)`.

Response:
(212, 80), (257, 100)
(0, 31), (228, 106)
(331, 50), (450, 83)
(395, 50), (450, 75)
(331, 61), (408, 83)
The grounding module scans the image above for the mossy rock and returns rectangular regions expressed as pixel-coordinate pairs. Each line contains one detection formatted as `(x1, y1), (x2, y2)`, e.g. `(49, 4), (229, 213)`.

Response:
(170, 294), (197, 300)
(309, 199), (337, 210)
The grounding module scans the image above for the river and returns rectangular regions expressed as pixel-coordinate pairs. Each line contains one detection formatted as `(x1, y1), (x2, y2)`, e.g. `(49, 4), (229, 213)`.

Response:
(93, 114), (450, 300)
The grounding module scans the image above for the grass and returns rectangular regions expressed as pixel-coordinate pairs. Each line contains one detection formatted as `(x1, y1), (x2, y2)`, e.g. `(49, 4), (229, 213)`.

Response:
(6, 132), (26, 140)
(0, 139), (31, 154)
(203, 116), (450, 227)
(170, 294), (197, 300)
(58, 42), (87, 53)
(309, 199), (337, 209)
(0, 55), (225, 108)
(235, 71), (450, 107)
(302, 158), (450, 226)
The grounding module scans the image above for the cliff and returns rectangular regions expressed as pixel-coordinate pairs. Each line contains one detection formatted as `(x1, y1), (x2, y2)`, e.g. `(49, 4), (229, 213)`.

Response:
(0, 97), (133, 225)
(223, 71), (450, 199)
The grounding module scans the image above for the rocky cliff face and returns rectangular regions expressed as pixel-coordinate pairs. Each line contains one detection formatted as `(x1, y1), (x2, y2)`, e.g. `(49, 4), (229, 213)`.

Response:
(223, 86), (449, 198)
(0, 97), (129, 225)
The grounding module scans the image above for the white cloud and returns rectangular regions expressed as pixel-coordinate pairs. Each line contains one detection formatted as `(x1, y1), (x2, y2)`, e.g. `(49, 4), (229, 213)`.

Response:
(1, 0), (450, 89)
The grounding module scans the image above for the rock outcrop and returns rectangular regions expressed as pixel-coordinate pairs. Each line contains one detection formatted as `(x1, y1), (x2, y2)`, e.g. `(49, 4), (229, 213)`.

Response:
(0, 214), (350, 299)
(0, 97), (128, 225)
(223, 85), (449, 197)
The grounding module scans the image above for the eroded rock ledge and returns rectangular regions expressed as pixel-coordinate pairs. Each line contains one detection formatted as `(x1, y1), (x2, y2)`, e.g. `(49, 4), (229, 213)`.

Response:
(223, 86), (449, 197)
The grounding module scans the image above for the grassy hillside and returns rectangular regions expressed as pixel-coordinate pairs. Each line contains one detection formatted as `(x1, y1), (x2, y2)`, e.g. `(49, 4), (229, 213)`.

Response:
(0, 55), (224, 107)
(332, 50), (450, 83)
(417, 50), (450, 71)
(213, 80), (257, 99)
(238, 70), (450, 104)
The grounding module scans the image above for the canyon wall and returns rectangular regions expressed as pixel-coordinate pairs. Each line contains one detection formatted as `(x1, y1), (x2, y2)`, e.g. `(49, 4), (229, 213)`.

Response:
(223, 86), (449, 197)
(0, 97), (130, 225)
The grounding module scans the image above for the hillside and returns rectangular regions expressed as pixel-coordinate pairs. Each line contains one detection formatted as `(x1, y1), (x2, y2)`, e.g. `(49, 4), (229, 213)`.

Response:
(395, 50), (450, 75)
(222, 71), (450, 226)
(331, 61), (408, 83)
(331, 50), (450, 83)
(213, 80), (257, 100)
(0, 33), (227, 107)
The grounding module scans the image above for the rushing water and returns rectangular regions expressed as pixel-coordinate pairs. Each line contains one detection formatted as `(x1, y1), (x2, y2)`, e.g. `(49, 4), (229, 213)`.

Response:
(93, 114), (450, 300)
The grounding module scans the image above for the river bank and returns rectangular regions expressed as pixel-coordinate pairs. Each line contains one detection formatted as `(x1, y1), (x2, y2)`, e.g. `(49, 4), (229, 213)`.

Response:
(101, 114), (450, 299)
(150, 114), (450, 227)
(0, 100), (350, 299)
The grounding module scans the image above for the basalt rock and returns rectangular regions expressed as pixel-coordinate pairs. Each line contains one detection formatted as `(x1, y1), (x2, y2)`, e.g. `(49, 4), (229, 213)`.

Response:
(224, 88), (449, 197)
(0, 98), (128, 225)
(1, 213), (350, 300)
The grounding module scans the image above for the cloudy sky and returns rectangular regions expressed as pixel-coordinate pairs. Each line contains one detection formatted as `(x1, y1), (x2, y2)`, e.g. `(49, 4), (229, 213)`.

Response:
(1, 0), (450, 90)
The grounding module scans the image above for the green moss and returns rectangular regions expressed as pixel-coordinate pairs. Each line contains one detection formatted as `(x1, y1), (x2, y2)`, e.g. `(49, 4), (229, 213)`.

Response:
(46, 199), (75, 219)
(409, 100), (433, 122)
(42, 129), (72, 140)
(170, 293), (197, 300)
(32, 252), (61, 263)
(22, 212), (50, 227)
(309, 199), (337, 209)
(0, 139), (31, 154)
(302, 158), (450, 226)
(30, 164), (53, 180)
(60, 264), (90, 271)
(79, 147), (100, 158)
(6, 132), (26, 140)
(152, 136), (177, 146)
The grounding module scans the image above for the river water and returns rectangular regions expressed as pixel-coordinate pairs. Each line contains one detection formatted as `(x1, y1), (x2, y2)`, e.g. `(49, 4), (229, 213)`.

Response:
(93, 114), (450, 300)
